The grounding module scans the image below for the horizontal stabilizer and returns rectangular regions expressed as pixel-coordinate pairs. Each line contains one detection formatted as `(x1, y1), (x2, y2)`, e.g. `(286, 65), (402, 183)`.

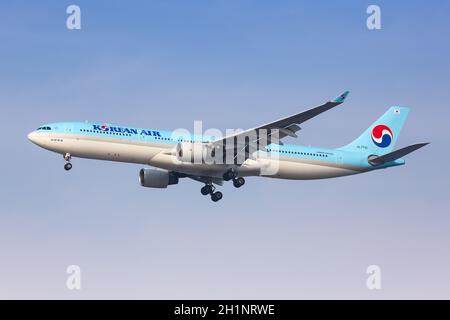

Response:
(369, 143), (429, 165)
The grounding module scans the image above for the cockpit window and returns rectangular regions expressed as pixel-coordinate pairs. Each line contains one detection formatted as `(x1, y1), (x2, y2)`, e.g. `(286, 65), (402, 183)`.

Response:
(36, 126), (51, 131)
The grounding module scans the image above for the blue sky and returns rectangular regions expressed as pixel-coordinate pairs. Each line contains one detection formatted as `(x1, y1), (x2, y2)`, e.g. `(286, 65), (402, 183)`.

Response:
(0, 0), (449, 298)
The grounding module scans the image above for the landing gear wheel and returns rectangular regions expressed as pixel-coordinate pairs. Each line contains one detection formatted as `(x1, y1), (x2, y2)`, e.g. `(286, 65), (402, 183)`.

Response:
(211, 191), (223, 202)
(64, 163), (73, 171)
(201, 185), (213, 195)
(233, 177), (245, 188)
(223, 169), (236, 181)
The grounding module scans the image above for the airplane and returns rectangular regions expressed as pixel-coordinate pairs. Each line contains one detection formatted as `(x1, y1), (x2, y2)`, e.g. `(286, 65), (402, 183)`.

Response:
(27, 91), (428, 202)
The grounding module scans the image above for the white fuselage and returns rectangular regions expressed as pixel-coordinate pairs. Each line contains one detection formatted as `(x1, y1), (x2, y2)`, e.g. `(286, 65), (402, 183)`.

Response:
(28, 129), (366, 180)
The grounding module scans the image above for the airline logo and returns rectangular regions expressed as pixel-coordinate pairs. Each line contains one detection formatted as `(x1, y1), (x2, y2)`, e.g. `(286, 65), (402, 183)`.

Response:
(371, 124), (393, 148)
(93, 124), (161, 136)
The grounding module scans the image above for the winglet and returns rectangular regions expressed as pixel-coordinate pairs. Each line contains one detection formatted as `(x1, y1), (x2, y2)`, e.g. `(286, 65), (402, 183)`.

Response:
(332, 91), (350, 104)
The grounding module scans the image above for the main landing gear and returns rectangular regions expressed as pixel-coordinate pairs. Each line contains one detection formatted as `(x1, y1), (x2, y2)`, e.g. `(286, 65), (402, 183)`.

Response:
(199, 170), (245, 202)
(233, 177), (245, 188)
(63, 153), (72, 171)
(223, 169), (245, 188)
(222, 169), (236, 181)
(200, 184), (223, 202)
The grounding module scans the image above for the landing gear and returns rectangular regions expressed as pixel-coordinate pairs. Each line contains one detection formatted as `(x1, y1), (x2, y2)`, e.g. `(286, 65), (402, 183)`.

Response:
(201, 184), (213, 195)
(211, 191), (223, 202)
(224, 170), (245, 188)
(200, 184), (223, 202)
(223, 169), (236, 181)
(64, 163), (73, 171)
(63, 153), (72, 171)
(233, 177), (245, 188)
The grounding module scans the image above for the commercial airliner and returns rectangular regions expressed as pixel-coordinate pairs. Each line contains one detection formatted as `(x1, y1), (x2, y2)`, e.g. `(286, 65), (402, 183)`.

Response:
(27, 91), (427, 202)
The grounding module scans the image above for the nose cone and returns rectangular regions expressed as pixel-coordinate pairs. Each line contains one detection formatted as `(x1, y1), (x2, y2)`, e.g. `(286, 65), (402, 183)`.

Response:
(27, 131), (38, 144)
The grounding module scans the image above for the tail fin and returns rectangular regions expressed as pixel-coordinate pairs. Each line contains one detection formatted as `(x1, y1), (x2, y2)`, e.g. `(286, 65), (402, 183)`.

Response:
(340, 106), (409, 155)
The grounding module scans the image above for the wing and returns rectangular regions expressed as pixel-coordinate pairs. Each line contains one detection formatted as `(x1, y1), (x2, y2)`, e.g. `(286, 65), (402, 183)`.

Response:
(209, 91), (350, 158)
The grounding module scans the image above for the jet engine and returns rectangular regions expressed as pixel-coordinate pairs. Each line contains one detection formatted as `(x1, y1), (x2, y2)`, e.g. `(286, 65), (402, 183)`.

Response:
(139, 168), (179, 188)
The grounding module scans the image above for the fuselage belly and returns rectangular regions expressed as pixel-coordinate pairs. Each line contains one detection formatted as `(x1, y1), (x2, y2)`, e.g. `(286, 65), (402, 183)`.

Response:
(29, 130), (364, 180)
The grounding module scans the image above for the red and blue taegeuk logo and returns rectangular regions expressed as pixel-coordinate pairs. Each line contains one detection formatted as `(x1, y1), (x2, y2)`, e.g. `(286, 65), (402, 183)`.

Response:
(371, 124), (393, 148)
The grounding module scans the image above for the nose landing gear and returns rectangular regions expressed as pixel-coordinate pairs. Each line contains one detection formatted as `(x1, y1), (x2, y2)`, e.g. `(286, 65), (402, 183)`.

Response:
(63, 153), (72, 171)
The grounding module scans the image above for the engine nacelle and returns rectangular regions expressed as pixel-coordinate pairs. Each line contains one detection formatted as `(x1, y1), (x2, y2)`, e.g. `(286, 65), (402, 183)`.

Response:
(139, 168), (179, 188)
